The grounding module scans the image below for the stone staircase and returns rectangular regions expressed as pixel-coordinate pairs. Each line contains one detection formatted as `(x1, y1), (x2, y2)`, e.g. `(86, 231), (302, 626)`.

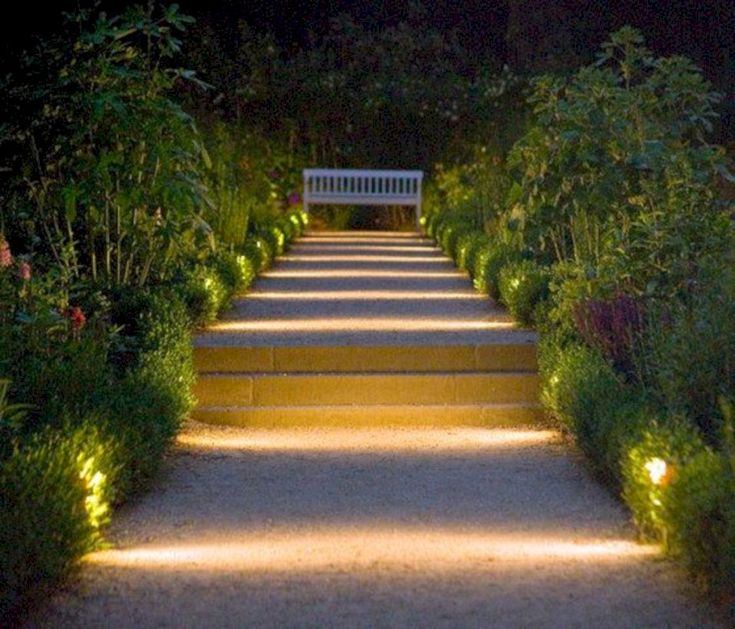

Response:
(192, 231), (540, 427)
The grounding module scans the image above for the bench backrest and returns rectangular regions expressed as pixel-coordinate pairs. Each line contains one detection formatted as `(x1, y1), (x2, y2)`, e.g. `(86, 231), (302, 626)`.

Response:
(303, 169), (424, 229)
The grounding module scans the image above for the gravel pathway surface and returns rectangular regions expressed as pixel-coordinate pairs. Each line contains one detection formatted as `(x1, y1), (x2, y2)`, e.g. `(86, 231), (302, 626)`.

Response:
(195, 231), (536, 347)
(28, 423), (720, 628)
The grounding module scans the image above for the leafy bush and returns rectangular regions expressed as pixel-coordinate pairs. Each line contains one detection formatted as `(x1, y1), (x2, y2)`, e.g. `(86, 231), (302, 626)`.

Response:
(642, 282), (735, 447)
(456, 232), (490, 275)
(473, 241), (522, 299)
(257, 223), (286, 257)
(130, 290), (196, 418)
(3, 5), (211, 287)
(175, 266), (228, 327)
(438, 220), (474, 261)
(664, 449), (735, 590)
(541, 342), (624, 442)
(210, 250), (255, 295)
(241, 236), (273, 272)
(3, 319), (110, 434)
(498, 259), (551, 326)
(289, 209), (309, 233)
(573, 292), (645, 381)
(106, 286), (194, 494)
(0, 419), (118, 620)
(508, 26), (729, 292)
(622, 420), (706, 539)
(431, 143), (519, 229)
(424, 212), (442, 240)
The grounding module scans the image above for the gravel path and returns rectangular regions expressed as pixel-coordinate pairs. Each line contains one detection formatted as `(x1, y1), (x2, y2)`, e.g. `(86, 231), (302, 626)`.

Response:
(27, 232), (723, 627)
(195, 231), (536, 347)
(29, 422), (719, 628)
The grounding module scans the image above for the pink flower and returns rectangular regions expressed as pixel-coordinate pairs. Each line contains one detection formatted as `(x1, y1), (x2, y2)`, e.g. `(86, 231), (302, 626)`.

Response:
(287, 191), (302, 206)
(0, 238), (12, 268)
(17, 261), (31, 281)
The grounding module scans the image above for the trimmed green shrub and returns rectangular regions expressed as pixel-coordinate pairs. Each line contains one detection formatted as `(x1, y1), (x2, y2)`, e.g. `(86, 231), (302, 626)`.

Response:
(241, 236), (273, 272)
(100, 286), (194, 497)
(209, 250), (245, 295)
(291, 209), (309, 232)
(439, 221), (474, 261)
(0, 419), (118, 620)
(277, 216), (297, 244)
(456, 232), (490, 276)
(498, 260), (551, 326)
(593, 393), (655, 485)
(131, 290), (196, 419)
(424, 212), (440, 239)
(287, 210), (307, 237)
(473, 241), (522, 299)
(664, 450), (735, 590)
(257, 223), (286, 257)
(433, 216), (450, 247)
(175, 265), (229, 326)
(234, 254), (256, 292)
(542, 343), (624, 440)
(622, 420), (705, 540)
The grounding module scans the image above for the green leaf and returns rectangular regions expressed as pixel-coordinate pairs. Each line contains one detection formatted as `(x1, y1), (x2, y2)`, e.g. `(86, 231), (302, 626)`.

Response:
(200, 145), (212, 170)
(506, 181), (522, 206)
(62, 185), (78, 223)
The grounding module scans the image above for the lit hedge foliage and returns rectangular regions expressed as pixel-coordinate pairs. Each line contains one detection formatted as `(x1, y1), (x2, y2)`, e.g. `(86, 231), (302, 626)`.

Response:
(0, 421), (116, 617)
(241, 236), (273, 272)
(456, 232), (490, 276)
(473, 241), (521, 299)
(621, 421), (705, 539)
(498, 260), (551, 326)
(663, 450), (735, 589)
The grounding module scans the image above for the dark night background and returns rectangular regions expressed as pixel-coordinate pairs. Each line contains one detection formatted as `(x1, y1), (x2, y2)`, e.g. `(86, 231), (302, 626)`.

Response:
(2, 1), (734, 138)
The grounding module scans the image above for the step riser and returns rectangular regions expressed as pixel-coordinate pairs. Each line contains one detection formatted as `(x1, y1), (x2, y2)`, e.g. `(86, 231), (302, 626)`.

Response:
(191, 405), (543, 427)
(194, 344), (537, 374)
(195, 373), (539, 406)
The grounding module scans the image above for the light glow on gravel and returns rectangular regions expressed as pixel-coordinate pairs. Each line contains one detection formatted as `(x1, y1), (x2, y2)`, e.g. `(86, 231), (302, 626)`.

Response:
(280, 255), (450, 263)
(176, 428), (557, 452)
(246, 290), (484, 301)
(86, 530), (656, 571)
(292, 245), (441, 253)
(262, 269), (461, 278)
(207, 318), (515, 332)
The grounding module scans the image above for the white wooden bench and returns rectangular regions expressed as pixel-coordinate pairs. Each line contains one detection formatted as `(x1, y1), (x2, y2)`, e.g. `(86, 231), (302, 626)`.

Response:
(303, 169), (424, 230)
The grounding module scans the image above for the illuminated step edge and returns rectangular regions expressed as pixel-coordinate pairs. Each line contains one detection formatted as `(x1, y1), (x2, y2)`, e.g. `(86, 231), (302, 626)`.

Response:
(194, 372), (539, 406)
(194, 344), (537, 374)
(191, 403), (543, 427)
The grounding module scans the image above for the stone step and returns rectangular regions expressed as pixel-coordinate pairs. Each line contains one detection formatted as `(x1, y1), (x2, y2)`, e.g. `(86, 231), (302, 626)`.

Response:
(194, 372), (539, 406)
(194, 344), (537, 374)
(191, 403), (543, 427)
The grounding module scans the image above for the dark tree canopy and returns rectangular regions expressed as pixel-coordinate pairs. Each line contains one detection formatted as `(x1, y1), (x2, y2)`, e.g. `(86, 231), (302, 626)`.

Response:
(2, 0), (733, 139)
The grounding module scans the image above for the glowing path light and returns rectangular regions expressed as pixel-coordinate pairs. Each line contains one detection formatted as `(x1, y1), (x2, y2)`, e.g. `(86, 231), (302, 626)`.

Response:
(177, 428), (558, 453)
(245, 290), (485, 301)
(86, 529), (657, 572)
(207, 318), (515, 333)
